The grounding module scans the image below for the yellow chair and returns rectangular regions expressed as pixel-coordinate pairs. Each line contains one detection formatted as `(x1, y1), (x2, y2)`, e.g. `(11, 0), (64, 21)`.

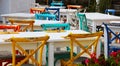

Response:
(10, 35), (49, 66)
(8, 19), (35, 32)
(62, 32), (103, 66)
(0, 25), (23, 66)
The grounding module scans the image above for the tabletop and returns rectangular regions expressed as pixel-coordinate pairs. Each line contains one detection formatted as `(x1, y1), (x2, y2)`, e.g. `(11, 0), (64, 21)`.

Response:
(1, 13), (34, 18)
(0, 30), (98, 66)
(85, 12), (120, 21)
(0, 30), (89, 43)
(34, 20), (63, 26)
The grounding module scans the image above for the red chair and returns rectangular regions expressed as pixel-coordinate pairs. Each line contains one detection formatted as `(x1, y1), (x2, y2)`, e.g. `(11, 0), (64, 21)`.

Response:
(0, 25), (20, 32)
(0, 25), (25, 66)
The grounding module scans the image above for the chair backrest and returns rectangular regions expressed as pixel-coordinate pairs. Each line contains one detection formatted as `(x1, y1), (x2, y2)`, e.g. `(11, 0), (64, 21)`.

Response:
(50, 0), (64, 7)
(77, 13), (89, 32)
(8, 19), (35, 32)
(63, 32), (103, 65)
(0, 25), (20, 32)
(105, 9), (116, 15)
(10, 35), (49, 66)
(45, 8), (60, 21)
(35, 13), (56, 20)
(103, 23), (120, 57)
(41, 23), (70, 31)
(67, 5), (82, 9)
(30, 8), (45, 14)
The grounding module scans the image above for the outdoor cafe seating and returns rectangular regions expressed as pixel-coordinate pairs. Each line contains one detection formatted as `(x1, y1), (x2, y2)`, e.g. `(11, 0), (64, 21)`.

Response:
(1, 0), (120, 66)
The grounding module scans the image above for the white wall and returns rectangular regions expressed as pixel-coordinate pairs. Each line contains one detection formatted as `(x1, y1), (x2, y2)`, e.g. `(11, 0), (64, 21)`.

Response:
(0, 0), (35, 21)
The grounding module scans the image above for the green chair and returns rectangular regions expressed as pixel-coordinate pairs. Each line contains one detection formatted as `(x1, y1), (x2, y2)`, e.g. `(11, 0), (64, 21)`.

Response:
(41, 23), (76, 66)
(77, 13), (89, 32)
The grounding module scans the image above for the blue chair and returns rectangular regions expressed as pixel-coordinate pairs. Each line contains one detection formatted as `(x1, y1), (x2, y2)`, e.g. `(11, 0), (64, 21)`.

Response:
(35, 13), (56, 20)
(103, 23), (120, 58)
(50, 1), (64, 7)
(77, 13), (89, 32)
(105, 9), (116, 15)
(45, 8), (60, 21)
(41, 23), (76, 66)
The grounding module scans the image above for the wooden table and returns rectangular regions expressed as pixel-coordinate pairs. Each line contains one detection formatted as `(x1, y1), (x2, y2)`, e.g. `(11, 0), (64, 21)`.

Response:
(1, 13), (35, 24)
(0, 30), (101, 66)
(84, 12), (120, 32)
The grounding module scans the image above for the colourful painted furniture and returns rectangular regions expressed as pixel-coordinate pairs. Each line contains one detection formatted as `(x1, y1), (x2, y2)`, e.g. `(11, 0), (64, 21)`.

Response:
(45, 8), (60, 21)
(61, 32), (103, 66)
(77, 13), (89, 32)
(67, 5), (83, 9)
(50, 0), (64, 7)
(35, 13), (56, 20)
(8, 19), (35, 32)
(0, 25), (20, 32)
(30, 8), (45, 14)
(10, 35), (49, 66)
(105, 9), (116, 15)
(0, 25), (24, 66)
(41, 23), (70, 30)
(103, 23), (120, 58)
(41, 23), (76, 66)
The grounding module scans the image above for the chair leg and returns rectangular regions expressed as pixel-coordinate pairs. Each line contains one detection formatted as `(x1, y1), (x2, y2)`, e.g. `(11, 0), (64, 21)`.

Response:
(0, 61), (2, 66)
(4, 61), (11, 66)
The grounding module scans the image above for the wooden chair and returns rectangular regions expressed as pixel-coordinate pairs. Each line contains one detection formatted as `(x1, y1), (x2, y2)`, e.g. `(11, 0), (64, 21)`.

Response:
(10, 35), (49, 66)
(67, 5), (82, 9)
(41, 23), (70, 31)
(30, 8), (45, 14)
(41, 23), (76, 66)
(8, 19), (35, 32)
(0, 25), (20, 32)
(0, 25), (24, 66)
(50, 0), (64, 7)
(105, 9), (116, 15)
(77, 13), (89, 32)
(45, 8), (60, 21)
(35, 13), (56, 20)
(103, 23), (120, 58)
(62, 32), (103, 66)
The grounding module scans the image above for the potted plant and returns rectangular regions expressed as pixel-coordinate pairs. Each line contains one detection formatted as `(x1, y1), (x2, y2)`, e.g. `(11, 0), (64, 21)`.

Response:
(83, 50), (120, 66)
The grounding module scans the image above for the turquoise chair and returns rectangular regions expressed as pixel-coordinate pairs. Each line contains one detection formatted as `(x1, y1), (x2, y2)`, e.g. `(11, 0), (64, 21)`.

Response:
(77, 13), (89, 32)
(41, 23), (76, 66)
(42, 23), (70, 30)
(35, 13), (56, 20)
(105, 9), (116, 15)
(51, 0), (64, 7)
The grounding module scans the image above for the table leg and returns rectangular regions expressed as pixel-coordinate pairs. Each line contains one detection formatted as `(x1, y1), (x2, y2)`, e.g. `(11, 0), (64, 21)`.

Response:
(2, 17), (6, 24)
(96, 39), (101, 58)
(48, 43), (54, 66)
